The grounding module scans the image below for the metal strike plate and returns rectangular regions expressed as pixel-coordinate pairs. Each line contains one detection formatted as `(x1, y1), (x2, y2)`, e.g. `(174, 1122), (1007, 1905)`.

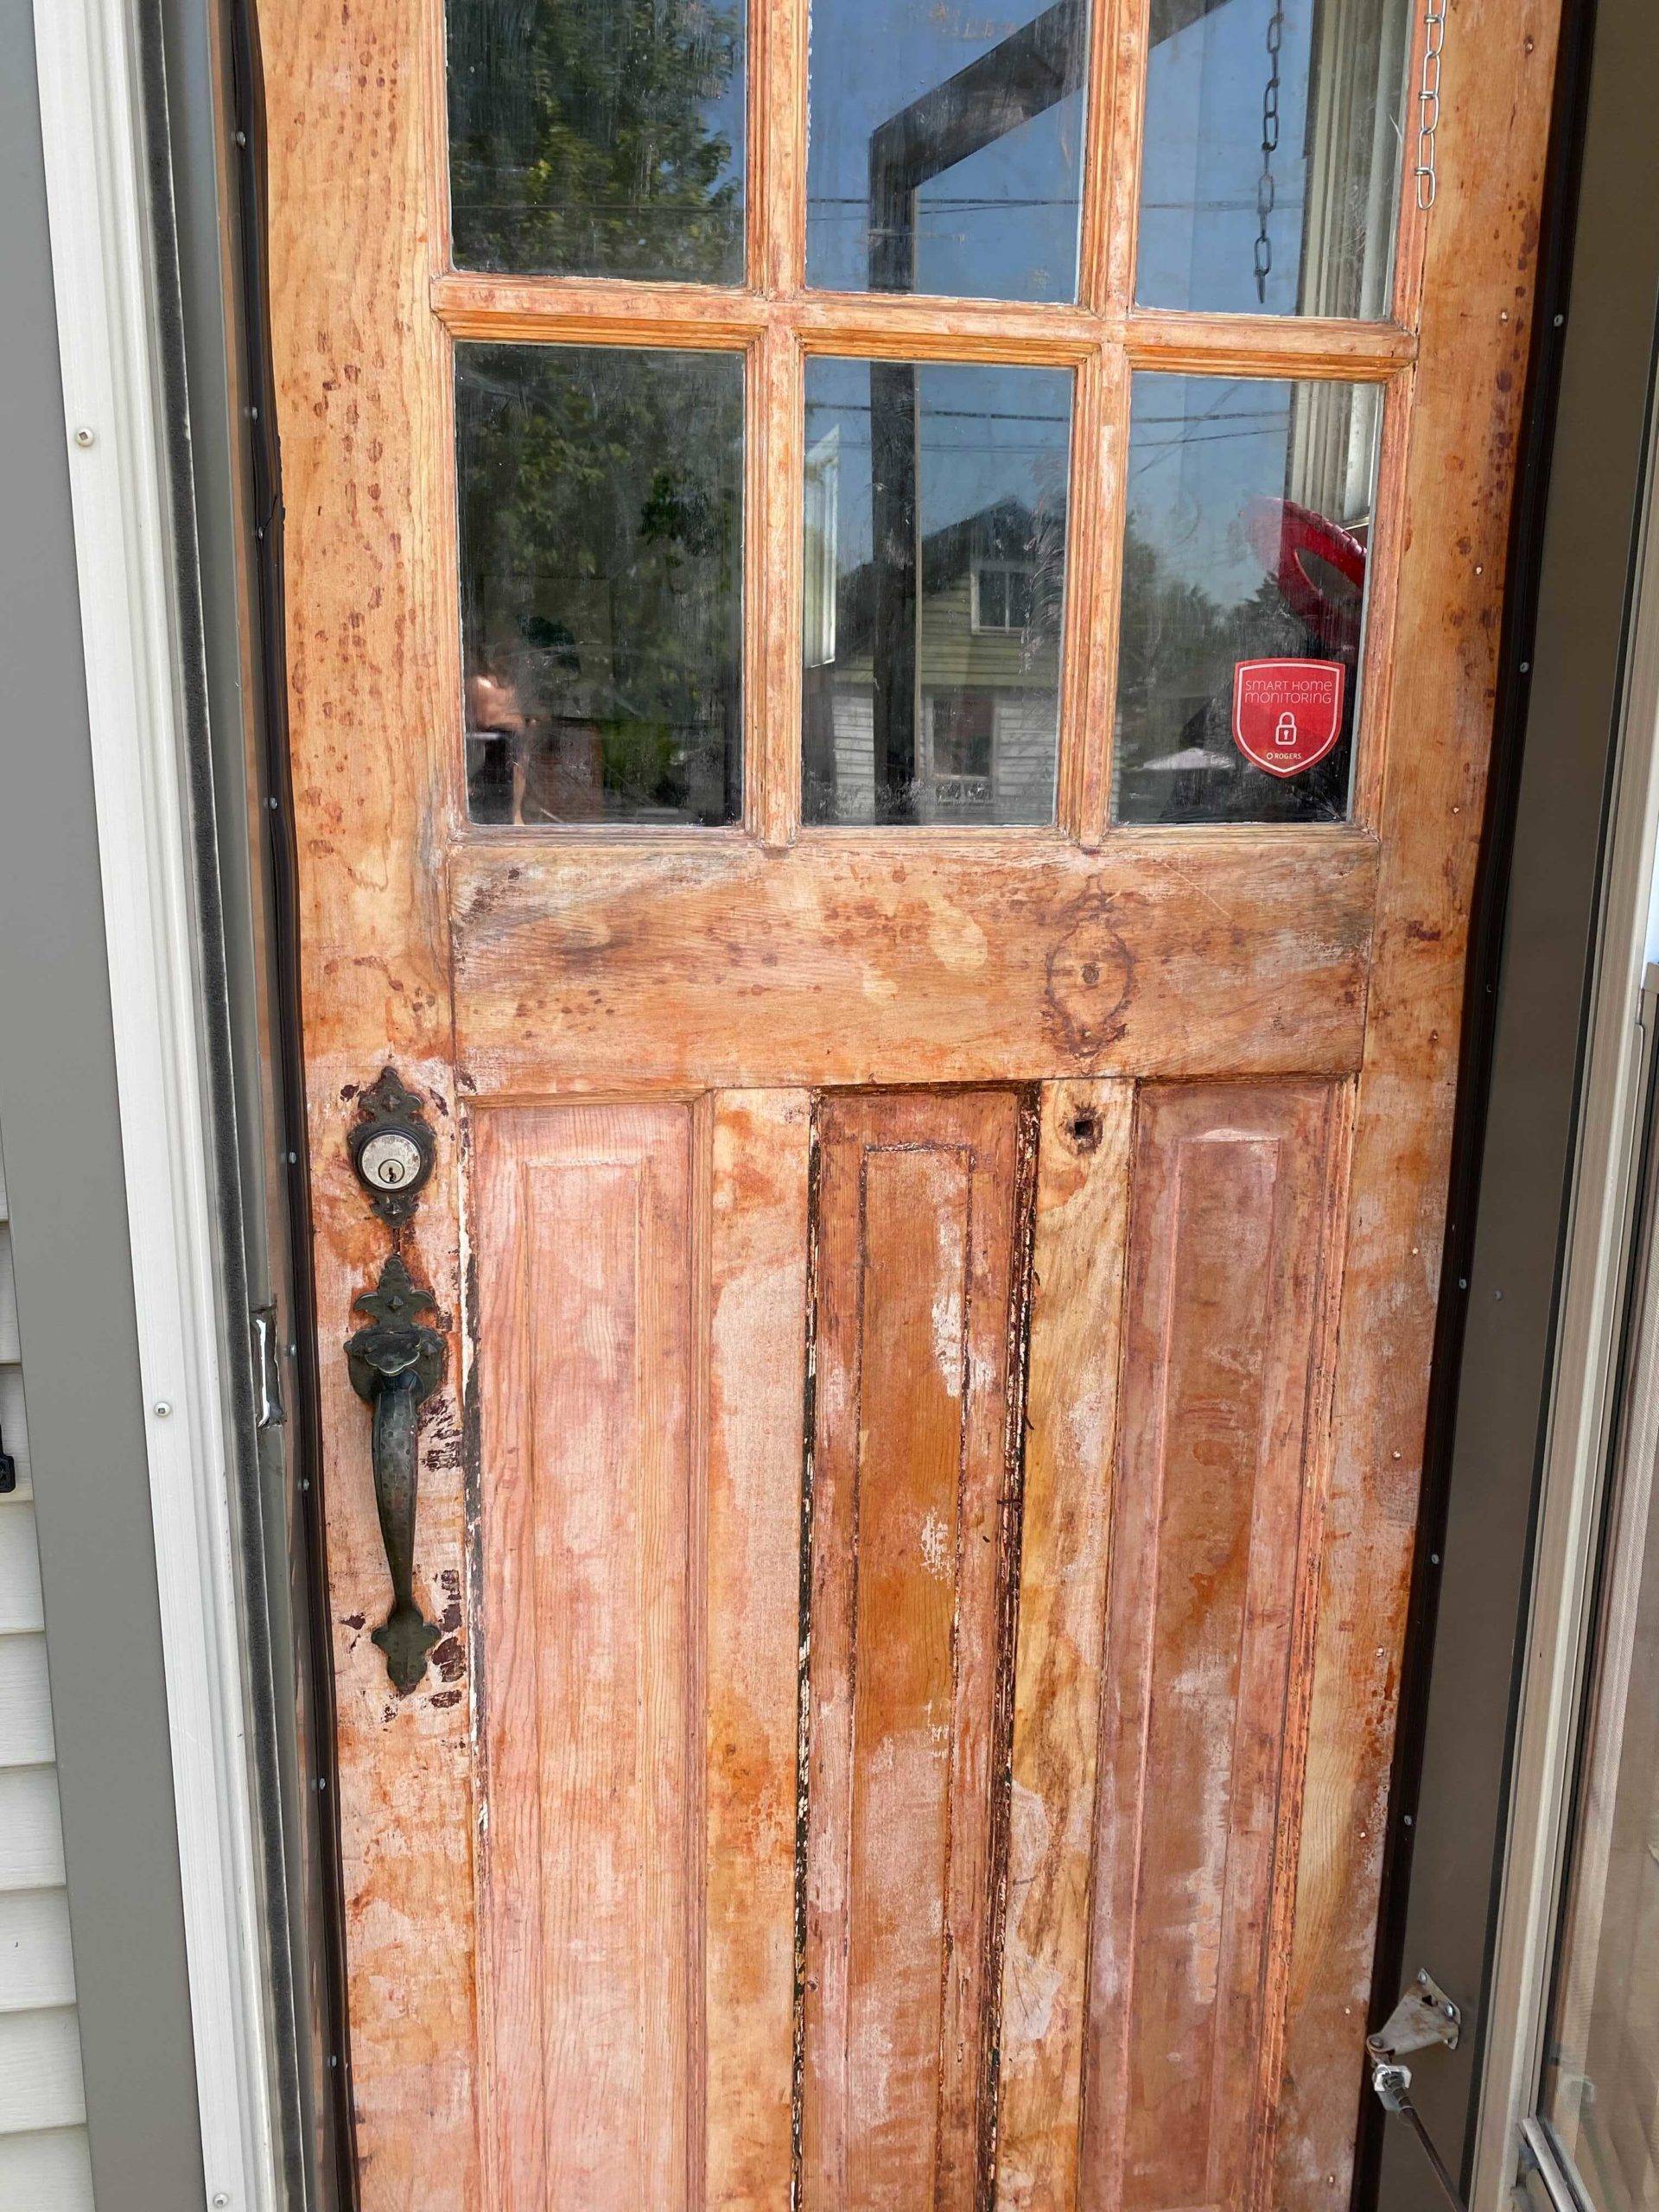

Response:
(347, 1066), (435, 1223)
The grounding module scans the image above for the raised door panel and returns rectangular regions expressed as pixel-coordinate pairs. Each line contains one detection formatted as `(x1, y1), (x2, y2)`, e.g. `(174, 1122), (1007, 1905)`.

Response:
(472, 1096), (809, 2212)
(801, 1090), (1037, 2212)
(1083, 1084), (1340, 2212)
(473, 1104), (697, 2212)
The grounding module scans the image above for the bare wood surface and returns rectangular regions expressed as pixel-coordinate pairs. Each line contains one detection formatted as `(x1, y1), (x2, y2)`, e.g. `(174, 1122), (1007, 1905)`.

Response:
(434, 274), (1415, 375)
(751, 325), (804, 847)
(1124, 310), (1414, 378)
(703, 1092), (810, 2209)
(264, 0), (1566, 2199)
(261, 1), (479, 2203)
(996, 1082), (1135, 2210)
(1274, 4), (1568, 2198)
(473, 1105), (696, 2212)
(1082, 1083), (1337, 2212)
(801, 1092), (1033, 2212)
(452, 831), (1377, 1093)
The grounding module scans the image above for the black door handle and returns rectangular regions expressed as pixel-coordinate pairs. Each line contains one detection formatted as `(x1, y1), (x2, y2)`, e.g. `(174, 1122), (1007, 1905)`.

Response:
(345, 1253), (443, 1693)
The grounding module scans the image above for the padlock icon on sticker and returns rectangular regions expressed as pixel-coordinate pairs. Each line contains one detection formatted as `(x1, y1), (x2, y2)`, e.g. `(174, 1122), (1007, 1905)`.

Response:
(1274, 710), (1298, 749)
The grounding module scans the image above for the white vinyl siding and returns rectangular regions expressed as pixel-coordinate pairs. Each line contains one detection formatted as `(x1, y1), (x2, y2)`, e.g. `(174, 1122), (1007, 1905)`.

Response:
(0, 1146), (94, 2209)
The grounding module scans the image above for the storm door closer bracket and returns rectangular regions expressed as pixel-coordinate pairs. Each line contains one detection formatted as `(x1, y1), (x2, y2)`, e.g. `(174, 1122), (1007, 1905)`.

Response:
(1366, 1968), (1467, 2210)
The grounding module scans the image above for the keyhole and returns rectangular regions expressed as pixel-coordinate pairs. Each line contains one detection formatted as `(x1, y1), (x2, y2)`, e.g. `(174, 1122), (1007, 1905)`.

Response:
(1069, 1109), (1101, 1154)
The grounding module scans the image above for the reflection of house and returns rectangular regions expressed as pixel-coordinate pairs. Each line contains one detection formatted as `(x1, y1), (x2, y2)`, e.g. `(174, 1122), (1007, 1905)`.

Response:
(804, 494), (1062, 824)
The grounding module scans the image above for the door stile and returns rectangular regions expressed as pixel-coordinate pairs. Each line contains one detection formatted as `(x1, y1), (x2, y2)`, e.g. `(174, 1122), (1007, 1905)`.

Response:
(265, 0), (483, 2201)
(1274, 4), (1567, 2202)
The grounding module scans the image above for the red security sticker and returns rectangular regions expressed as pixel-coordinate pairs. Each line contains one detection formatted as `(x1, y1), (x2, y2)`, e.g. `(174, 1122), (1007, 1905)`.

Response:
(1231, 658), (1346, 778)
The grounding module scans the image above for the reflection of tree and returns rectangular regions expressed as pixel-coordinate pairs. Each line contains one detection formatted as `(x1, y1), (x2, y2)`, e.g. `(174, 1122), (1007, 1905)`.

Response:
(459, 346), (742, 823)
(448, 0), (743, 283)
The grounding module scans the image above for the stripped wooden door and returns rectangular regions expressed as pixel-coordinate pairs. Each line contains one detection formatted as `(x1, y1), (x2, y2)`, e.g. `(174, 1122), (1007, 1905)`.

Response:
(258, 0), (1564, 2204)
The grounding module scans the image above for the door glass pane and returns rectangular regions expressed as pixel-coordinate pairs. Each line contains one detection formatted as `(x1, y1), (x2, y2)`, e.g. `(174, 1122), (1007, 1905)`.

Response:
(1111, 372), (1380, 826)
(806, 0), (1090, 302)
(456, 343), (743, 826)
(1541, 1124), (1659, 2212)
(802, 358), (1071, 826)
(447, 0), (746, 283)
(1138, 0), (1413, 320)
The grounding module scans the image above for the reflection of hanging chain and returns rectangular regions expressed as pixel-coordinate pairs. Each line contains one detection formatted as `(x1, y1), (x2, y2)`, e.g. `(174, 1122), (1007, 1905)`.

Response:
(1254, 0), (1285, 305)
(1414, 0), (1446, 210)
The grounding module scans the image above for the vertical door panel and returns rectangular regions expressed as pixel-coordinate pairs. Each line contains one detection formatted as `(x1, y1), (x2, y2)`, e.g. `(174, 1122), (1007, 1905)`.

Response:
(801, 1090), (1036, 2212)
(1082, 1084), (1338, 2212)
(997, 1080), (1135, 2211)
(473, 1105), (697, 2212)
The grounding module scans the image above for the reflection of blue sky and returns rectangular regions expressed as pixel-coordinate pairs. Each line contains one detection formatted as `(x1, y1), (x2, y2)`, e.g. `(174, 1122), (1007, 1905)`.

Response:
(806, 359), (1071, 569)
(699, 0), (748, 194)
(804, 0), (1325, 308)
(1127, 373), (1294, 605)
(1138, 0), (1313, 316)
(807, 1), (1084, 299)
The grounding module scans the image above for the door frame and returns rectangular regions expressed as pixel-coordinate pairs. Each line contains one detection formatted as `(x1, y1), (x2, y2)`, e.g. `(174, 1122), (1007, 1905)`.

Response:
(30, 0), (288, 2202)
(1468, 175), (1659, 2212)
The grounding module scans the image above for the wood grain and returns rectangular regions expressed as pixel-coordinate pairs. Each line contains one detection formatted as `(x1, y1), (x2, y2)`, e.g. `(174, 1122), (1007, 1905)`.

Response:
(703, 1092), (810, 2209)
(801, 1091), (1033, 2212)
(452, 830), (1378, 1093)
(995, 1082), (1135, 2211)
(432, 274), (1415, 382)
(262, 0), (1567, 2200)
(472, 1104), (697, 2212)
(1082, 1083), (1338, 2212)
(262, 0), (478, 2198)
(1274, 8), (1568, 2201)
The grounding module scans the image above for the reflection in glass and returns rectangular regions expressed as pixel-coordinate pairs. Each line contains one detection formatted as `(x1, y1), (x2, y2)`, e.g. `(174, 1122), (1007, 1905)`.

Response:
(456, 344), (743, 826)
(1111, 372), (1379, 825)
(806, 0), (1090, 302)
(447, 0), (746, 283)
(1138, 0), (1412, 319)
(1541, 1123), (1659, 2211)
(802, 359), (1071, 826)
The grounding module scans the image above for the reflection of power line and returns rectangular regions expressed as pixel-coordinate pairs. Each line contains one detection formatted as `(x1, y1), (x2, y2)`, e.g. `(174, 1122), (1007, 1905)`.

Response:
(1128, 421), (1292, 486)
(808, 403), (1072, 426)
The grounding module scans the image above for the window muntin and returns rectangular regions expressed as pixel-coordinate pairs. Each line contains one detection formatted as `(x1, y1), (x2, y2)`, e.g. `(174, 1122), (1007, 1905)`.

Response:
(799, 358), (1071, 828)
(456, 343), (744, 826)
(447, 0), (747, 284)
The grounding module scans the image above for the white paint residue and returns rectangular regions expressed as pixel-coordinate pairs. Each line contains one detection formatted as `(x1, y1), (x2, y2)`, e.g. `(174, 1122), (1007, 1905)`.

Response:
(931, 1272), (965, 1381)
(918, 1507), (952, 1580)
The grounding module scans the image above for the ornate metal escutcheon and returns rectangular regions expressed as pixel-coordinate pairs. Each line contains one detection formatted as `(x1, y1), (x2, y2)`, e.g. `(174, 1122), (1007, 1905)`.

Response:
(347, 1065), (436, 1224)
(345, 1252), (444, 1694)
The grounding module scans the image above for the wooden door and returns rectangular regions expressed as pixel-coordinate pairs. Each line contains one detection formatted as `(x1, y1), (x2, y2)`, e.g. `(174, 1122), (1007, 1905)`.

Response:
(259, 1), (1562, 2205)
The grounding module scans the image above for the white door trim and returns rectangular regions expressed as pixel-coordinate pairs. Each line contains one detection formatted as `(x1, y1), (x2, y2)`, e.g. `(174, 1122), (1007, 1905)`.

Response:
(31, 3), (280, 2207)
